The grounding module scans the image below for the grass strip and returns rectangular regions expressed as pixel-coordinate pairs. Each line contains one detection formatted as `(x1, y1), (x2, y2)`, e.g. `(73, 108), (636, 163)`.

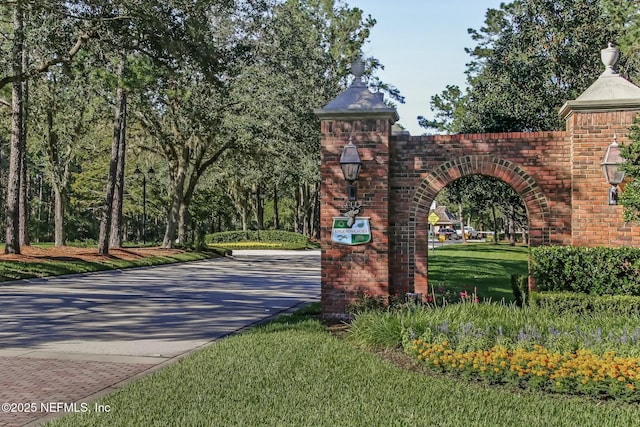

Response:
(0, 252), (212, 283)
(429, 242), (529, 301)
(49, 312), (640, 427)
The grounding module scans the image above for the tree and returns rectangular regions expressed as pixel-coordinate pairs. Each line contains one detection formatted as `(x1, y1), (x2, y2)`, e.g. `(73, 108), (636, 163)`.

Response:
(440, 175), (527, 245)
(5, 2), (26, 253)
(97, 58), (127, 254)
(601, 0), (640, 81)
(29, 52), (101, 247)
(420, 0), (623, 134)
(220, 0), (383, 237)
(620, 116), (640, 222)
(133, 63), (236, 248)
(417, 85), (466, 134)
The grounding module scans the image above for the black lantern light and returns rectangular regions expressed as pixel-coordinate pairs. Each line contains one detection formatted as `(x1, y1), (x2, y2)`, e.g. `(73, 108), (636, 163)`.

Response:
(601, 134), (625, 205)
(339, 136), (362, 201)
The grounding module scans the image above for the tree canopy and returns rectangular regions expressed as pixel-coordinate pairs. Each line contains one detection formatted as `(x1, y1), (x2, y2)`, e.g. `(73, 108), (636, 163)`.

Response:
(0, 0), (398, 249)
(420, 0), (628, 135)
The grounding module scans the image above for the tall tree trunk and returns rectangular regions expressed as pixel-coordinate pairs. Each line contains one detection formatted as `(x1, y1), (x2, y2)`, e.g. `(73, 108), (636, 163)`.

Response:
(301, 184), (310, 236)
(273, 183), (279, 229)
(52, 183), (66, 246)
(309, 182), (320, 238)
(491, 204), (498, 244)
(294, 185), (301, 233)
(162, 164), (186, 248)
(240, 191), (249, 232)
(109, 92), (127, 248)
(18, 45), (29, 246)
(98, 75), (126, 255)
(459, 204), (466, 243)
(509, 205), (516, 246)
(177, 199), (188, 244)
(6, 4), (24, 254)
(254, 185), (264, 230)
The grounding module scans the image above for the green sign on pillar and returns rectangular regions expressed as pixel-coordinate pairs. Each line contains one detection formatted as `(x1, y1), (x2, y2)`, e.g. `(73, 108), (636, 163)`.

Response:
(331, 217), (371, 245)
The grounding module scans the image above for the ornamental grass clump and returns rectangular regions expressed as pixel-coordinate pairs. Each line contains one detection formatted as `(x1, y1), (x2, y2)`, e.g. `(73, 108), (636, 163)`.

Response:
(408, 340), (640, 402)
(398, 303), (640, 357)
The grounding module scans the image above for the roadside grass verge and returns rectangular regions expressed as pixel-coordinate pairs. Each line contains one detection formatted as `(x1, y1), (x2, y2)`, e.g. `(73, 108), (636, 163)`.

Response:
(0, 252), (212, 283)
(48, 304), (640, 427)
(429, 242), (529, 302)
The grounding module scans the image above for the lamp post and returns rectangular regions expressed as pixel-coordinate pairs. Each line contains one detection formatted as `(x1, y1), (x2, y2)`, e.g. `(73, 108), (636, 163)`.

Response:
(601, 134), (625, 205)
(339, 136), (362, 201)
(134, 166), (155, 244)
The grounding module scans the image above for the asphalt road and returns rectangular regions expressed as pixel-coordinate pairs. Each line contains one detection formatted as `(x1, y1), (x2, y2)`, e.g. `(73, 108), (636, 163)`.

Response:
(0, 250), (321, 358)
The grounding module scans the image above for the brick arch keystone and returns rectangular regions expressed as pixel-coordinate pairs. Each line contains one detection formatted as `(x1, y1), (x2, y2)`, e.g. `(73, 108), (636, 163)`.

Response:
(409, 155), (551, 295)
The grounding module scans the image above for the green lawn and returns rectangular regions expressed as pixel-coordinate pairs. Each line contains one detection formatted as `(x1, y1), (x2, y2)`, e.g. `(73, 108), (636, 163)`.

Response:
(48, 306), (640, 427)
(0, 252), (213, 283)
(429, 242), (529, 301)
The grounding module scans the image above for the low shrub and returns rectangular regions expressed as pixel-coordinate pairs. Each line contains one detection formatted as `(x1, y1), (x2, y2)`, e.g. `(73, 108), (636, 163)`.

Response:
(531, 246), (640, 295)
(529, 292), (592, 314)
(530, 292), (640, 316)
(205, 230), (314, 248)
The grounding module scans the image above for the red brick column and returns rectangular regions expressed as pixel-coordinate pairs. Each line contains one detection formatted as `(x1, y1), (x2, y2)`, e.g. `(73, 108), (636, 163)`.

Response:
(567, 110), (640, 246)
(319, 117), (392, 319)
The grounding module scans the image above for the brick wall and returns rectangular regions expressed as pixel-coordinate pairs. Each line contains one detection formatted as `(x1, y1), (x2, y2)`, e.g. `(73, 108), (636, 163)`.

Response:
(567, 110), (640, 246)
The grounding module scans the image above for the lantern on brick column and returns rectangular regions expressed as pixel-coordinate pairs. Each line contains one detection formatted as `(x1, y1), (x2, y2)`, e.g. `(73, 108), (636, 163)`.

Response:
(601, 134), (625, 205)
(339, 136), (362, 201)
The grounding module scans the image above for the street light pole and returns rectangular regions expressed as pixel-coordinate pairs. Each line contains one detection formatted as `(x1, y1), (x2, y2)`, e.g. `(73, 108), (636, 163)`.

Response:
(142, 174), (147, 245)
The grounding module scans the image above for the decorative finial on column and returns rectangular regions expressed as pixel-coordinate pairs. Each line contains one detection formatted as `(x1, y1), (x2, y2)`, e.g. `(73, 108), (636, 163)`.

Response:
(350, 55), (366, 87)
(601, 42), (620, 76)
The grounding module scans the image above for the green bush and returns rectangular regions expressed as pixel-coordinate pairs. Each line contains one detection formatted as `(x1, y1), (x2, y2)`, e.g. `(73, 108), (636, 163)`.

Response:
(529, 292), (591, 314)
(205, 230), (310, 246)
(531, 246), (640, 295)
(511, 274), (529, 307)
(530, 291), (640, 316)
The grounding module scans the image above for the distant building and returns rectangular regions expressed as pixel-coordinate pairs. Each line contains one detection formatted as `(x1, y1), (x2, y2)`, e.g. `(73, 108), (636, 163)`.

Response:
(429, 205), (459, 230)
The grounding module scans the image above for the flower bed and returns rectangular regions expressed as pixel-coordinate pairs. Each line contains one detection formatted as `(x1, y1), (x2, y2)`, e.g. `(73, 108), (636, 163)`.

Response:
(408, 339), (640, 402)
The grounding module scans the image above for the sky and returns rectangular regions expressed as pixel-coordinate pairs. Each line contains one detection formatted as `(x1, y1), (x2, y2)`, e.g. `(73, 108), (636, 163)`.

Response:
(346, 0), (505, 135)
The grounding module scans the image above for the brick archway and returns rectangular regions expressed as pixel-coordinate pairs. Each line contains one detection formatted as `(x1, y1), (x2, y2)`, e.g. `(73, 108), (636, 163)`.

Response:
(408, 155), (551, 295)
(315, 49), (640, 319)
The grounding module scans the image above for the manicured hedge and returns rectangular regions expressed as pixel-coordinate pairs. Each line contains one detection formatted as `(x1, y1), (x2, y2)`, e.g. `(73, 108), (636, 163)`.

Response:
(530, 291), (640, 316)
(530, 246), (640, 296)
(206, 230), (310, 245)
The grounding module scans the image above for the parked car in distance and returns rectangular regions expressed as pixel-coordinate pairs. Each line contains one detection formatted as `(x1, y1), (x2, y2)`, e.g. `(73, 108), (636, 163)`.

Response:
(463, 226), (479, 239)
(438, 227), (460, 240)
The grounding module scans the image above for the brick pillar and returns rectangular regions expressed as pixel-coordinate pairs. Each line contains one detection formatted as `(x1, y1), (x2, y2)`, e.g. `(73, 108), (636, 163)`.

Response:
(566, 111), (639, 246)
(315, 59), (398, 319)
(316, 117), (395, 319)
(559, 44), (640, 247)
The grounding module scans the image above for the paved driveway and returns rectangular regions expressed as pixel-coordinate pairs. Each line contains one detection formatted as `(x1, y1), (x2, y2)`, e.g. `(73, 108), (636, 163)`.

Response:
(0, 250), (320, 427)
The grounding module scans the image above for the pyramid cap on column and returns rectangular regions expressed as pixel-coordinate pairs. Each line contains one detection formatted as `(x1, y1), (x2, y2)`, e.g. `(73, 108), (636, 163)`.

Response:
(314, 56), (399, 123)
(560, 43), (640, 118)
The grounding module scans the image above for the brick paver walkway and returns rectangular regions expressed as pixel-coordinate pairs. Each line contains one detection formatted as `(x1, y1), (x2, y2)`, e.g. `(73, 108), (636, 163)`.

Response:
(0, 357), (154, 427)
